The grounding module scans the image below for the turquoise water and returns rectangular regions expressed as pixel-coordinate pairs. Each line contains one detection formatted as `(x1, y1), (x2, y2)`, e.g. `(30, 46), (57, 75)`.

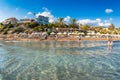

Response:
(0, 41), (120, 80)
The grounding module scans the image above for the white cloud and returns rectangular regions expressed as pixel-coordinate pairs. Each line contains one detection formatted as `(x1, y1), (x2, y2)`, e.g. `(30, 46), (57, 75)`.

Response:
(98, 23), (104, 26)
(96, 18), (101, 22)
(27, 12), (33, 15)
(15, 8), (19, 11)
(104, 18), (113, 23)
(109, 18), (113, 21)
(77, 19), (99, 26)
(77, 18), (112, 27)
(104, 23), (111, 26)
(36, 8), (56, 23)
(25, 7), (113, 27)
(105, 9), (113, 14)
(64, 16), (71, 24)
(24, 16), (27, 18)
(98, 22), (111, 26)
(42, 7), (49, 12)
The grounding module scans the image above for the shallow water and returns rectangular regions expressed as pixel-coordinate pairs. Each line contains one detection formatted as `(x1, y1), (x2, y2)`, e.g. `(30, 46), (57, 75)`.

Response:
(0, 41), (120, 80)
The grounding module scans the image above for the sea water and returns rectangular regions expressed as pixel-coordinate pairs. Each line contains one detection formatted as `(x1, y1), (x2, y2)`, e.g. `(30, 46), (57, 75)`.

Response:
(0, 41), (120, 80)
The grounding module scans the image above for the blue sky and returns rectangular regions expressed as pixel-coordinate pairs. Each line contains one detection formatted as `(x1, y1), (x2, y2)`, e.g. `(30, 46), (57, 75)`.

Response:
(0, 0), (120, 27)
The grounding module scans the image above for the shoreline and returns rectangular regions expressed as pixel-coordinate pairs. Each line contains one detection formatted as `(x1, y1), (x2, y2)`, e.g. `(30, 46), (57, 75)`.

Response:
(0, 37), (120, 42)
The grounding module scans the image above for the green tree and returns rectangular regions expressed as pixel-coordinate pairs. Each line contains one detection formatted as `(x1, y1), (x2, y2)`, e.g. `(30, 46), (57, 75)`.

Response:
(0, 23), (3, 31)
(57, 18), (64, 28)
(113, 30), (118, 34)
(81, 25), (90, 31)
(70, 18), (78, 28)
(99, 29), (107, 34)
(48, 23), (55, 28)
(33, 26), (43, 32)
(72, 18), (76, 24)
(6, 23), (14, 28)
(95, 26), (103, 32)
(12, 27), (25, 33)
(2, 28), (9, 34)
(0, 23), (3, 27)
(108, 24), (115, 31)
(25, 22), (40, 28)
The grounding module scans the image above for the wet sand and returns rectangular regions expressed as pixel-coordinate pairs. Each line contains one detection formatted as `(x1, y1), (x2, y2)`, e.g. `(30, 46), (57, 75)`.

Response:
(0, 36), (120, 42)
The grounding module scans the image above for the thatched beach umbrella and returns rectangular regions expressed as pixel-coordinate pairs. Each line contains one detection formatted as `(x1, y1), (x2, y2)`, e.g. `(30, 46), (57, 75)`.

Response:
(57, 32), (62, 35)
(50, 32), (55, 35)
(42, 32), (47, 35)
(63, 32), (67, 35)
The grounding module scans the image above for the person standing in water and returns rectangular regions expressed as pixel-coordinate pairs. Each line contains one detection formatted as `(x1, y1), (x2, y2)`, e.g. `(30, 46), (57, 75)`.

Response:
(107, 38), (113, 50)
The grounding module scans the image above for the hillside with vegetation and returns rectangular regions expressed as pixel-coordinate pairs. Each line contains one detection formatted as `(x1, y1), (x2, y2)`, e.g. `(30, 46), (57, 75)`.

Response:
(0, 18), (120, 36)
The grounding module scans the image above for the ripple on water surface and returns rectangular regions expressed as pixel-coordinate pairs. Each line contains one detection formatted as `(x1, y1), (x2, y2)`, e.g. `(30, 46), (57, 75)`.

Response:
(0, 41), (120, 80)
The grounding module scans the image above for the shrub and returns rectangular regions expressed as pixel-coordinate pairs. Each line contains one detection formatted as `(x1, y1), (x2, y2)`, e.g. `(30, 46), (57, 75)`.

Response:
(25, 22), (40, 28)
(12, 27), (25, 33)
(2, 28), (9, 34)
(33, 26), (42, 32)
(47, 31), (51, 35)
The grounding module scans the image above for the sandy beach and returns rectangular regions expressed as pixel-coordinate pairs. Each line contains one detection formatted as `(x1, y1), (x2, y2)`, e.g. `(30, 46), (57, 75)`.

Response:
(0, 35), (120, 42)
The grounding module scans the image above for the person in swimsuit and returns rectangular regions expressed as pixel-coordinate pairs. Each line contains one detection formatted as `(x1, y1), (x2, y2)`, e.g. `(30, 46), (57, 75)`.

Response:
(108, 38), (113, 50)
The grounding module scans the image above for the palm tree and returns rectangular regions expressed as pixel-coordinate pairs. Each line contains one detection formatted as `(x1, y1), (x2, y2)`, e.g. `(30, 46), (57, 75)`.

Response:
(72, 18), (76, 25)
(108, 24), (115, 31)
(70, 18), (78, 28)
(58, 17), (64, 28)
(0, 23), (3, 28)
(81, 25), (90, 31)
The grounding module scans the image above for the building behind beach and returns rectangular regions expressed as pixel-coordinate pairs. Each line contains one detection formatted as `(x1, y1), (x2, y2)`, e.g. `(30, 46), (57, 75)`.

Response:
(36, 15), (49, 24)
(19, 19), (35, 23)
(2, 17), (18, 24)
(1, 15), (49, 25)
(19, 15), (49, 24)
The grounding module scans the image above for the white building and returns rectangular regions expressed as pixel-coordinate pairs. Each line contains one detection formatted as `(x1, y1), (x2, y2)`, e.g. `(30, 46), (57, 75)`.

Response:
(36, 15), (49, 24)
(19, 19), (34, 23)
(2, 17), (18, 24)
